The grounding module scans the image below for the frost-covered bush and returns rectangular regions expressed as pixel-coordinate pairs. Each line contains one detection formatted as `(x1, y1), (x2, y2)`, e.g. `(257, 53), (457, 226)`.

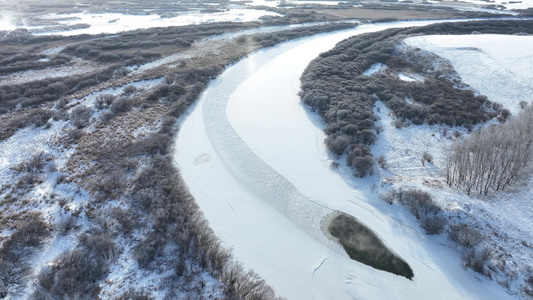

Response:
(326, 134), (351, 156)
(100, 110), (115, 123)
(463, 246), (493, 276)
(78, 232), (117, 261)
(34, 250), (108, 298)
(349, 156), (375, 178)
(94, 93), (116, 109)
(122, 85), (138, 95)
(13, 152), (47, 173)
(448, 223), (485, 248)
(110, 97), (132, 114)
(56, 216), (77, 235)
(398, 189), (441, 219)
(0, 214), (50, 296)
(67, 128), (84, 142)
(70, 105), (93, 129)
(421, 215), (447, 235)
(388, 189), (447, 234)
(376, 155), (387, 169)
(18, 108), (56, 128)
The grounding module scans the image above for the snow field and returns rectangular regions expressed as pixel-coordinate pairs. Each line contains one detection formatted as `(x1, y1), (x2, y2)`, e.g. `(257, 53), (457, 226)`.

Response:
(5, 9), (281, 36)
(404, 34), (533, 116)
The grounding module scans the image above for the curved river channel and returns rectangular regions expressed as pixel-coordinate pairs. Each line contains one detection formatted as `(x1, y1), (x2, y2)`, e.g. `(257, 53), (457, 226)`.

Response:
(174, 21), (513, 300)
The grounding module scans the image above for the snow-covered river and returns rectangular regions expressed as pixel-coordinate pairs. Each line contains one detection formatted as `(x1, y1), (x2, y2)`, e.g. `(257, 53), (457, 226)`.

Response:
(174, 21), (513, 299)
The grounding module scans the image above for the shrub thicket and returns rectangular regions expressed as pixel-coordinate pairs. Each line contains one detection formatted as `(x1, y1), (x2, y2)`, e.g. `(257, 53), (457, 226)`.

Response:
(385, 189), (447, 235)
(300, 20), (533, 175)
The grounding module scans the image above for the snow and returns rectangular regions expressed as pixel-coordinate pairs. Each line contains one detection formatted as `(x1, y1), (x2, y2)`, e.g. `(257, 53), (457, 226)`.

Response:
(233, 0), (282, 7)
(0, 122), (67, 187)
(398, 72), (417, 82)
(456, 0), (533, 10)
(11, 10), (281, 36)
(174, 20), (514, 300)
(0, 57), (101, 85)
(362, 62), (387, 76)
(404, 34), (533, 115)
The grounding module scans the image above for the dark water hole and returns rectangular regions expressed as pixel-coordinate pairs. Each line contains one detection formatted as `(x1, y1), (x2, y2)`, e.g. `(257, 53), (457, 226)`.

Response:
(328, 213), (414, 280)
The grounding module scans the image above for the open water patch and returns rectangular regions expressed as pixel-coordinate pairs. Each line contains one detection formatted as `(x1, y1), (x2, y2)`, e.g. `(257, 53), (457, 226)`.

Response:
(328, 213), (414, 279)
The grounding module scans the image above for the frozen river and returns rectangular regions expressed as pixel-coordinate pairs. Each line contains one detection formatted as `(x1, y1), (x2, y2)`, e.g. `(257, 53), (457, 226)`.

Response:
(173, 21), (513, 299)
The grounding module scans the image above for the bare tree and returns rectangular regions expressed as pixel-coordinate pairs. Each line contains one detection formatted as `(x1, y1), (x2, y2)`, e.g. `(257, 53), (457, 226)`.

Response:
(446, 105), (533, 194)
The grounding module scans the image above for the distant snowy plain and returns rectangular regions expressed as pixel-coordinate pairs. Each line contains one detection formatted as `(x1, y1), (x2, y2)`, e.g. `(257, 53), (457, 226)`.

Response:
(174, 21), (521, 299)
(0, 9), (281, 35)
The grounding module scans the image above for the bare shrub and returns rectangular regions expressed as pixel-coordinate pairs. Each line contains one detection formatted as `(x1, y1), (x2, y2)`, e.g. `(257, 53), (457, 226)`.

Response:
(498, 108), (511, 123)
(448, 223), (485, 248)
(325, 134), (351, 156)
(34, 250), (107, 298)
(329, 161), (340, 171)
(70, 105), (93, 129)
(122, 85), (138, 95)
(56, 216), (77, 235)
(375, 124), (383, 134)
(111, 207), (137, 233)
(397, 189), (441, 219)
(98, 51), (120, 62)
(463, 247), (493, 276)
(57, 197), (70, 207)
(360, 129), (377, 145)
(55, 98), (69, 110)
(13, 152), (47, 173)
(159, 116), (176, 135)
(380, 190), (397, 205)
(6, 214), (50, 249)
(18, 108), (56, 128)
(349, 156), (375, 178)
(422, 151), (433, 164)
(525, 275), (533, 297)
(16, 172), (44, 188)
(78, 232), (117, 261)
(112, 66), (130, 78)
(222, 261), (278, 300)
(115, 290), (153, 300)
(134, 235), (165, 269)
(393, 119), (407, 128)
(110, 97), (132, 114)
(87, 169), (125, 199)
(376, 155), (387, 169)
(67, 128), (84, 142)
(95, 94), (116, 109)
(421, 215), (447, 235)
(100, 110), (115, 123)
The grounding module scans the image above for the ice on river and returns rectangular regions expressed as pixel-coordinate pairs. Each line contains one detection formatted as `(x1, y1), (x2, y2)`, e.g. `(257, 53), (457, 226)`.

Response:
(175, 20), (513, 300)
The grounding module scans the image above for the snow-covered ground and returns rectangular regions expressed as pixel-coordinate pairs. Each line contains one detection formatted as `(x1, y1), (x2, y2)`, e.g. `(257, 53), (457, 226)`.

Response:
(398, 34), (533, 296)
(456, 0), (533, 10)
(174, 21), (516, 299)
(0, 57), (101, 85)
(405, 34), (533, 115)
(2, 9), (281, 36)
